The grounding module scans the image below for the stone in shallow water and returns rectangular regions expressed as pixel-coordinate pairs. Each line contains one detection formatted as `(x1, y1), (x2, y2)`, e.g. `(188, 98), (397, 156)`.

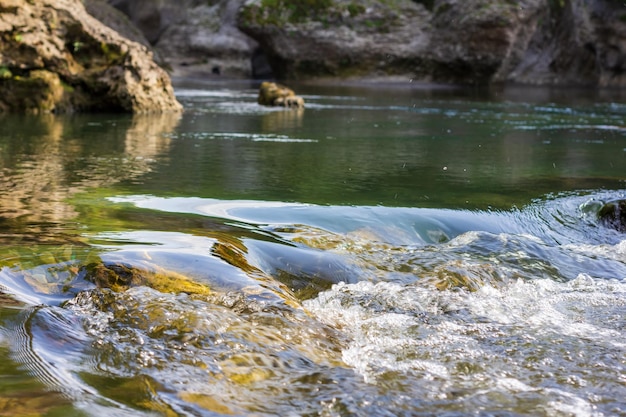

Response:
(598, 199), (626, 232)
(258, 81), (304, 108)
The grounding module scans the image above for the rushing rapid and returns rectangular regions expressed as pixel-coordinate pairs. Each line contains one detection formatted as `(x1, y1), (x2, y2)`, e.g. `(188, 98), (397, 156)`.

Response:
(1, 190), (625, 416)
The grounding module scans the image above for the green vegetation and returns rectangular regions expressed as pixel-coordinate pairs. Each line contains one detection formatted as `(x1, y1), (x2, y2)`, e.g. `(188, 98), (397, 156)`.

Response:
(240, 0), (410, 26)
(548, 0), (566, 9)
(243, 0), (333, 25)
(347, 2), (365, 16)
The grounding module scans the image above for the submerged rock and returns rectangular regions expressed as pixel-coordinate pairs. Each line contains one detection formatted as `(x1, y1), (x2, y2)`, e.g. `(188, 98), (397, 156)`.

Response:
(84, 262), (211, 295)
(258, 81), (304, 108)
(0, 0), (181, 113)
(598, 199), (626, 232)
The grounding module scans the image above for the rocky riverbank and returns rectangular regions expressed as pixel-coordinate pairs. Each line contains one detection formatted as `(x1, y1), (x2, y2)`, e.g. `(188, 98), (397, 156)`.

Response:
(1, 0), (624, 114)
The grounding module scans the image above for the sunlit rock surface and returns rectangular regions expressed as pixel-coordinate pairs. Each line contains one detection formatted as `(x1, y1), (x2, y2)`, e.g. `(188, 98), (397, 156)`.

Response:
(257, 81), (304, 107)
(0, 0), (181, 113)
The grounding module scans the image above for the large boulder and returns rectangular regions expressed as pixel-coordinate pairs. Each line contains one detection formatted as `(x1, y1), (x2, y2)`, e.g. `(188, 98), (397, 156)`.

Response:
(238, 0), (431, 80)
(0, 0), (181, 113)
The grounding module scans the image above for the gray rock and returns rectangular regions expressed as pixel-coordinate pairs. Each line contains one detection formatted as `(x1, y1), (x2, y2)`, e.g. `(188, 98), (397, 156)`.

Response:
(426, 0), (546, 84)
(0, 0), (182, 113)
(506, 0), (626, 87)
(238, 0), (431, 80)
(108, 0), (259, 78)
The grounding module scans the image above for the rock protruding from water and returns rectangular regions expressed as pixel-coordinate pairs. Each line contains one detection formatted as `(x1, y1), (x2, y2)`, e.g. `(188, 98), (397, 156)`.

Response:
(598, 200), (626, 233)
(0, 0), (182, 113)
(258, 82), (304, 108)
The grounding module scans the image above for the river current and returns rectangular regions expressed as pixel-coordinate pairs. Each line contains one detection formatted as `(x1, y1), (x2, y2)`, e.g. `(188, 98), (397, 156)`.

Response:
(0, 81), (624, 416)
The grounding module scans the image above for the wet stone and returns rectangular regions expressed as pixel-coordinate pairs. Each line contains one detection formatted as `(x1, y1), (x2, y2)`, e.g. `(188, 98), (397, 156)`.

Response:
(598, 199), (626, 233)
(83, 262), (211, 295)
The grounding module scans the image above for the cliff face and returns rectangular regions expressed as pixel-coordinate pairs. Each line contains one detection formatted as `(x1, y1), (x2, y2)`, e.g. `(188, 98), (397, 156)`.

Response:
(0, 0), (181, 113)
(235, 0), (626, 86)
(505, 0), (626, 87)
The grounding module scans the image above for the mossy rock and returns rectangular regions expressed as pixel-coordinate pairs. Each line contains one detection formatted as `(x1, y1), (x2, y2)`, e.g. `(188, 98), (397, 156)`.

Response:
(0, 70), (65, 113)
(84, 262), (211, 295)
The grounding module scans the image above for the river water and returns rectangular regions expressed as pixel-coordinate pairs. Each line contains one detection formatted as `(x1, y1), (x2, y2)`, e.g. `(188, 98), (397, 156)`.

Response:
(0, 80), (624, 416)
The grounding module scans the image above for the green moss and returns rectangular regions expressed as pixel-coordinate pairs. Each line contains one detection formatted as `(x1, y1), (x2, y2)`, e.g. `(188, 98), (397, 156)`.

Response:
(0, 66), (12, 79)
(242, 0), (333, 25)
(61, 80), (74, 92)
(100, 42), (124, 64)
(347, 3), (365, 17)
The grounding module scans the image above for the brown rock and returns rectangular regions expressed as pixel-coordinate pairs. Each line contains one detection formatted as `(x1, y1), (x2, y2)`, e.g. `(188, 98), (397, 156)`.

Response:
(258, 81), (304, 108)
(0, 0), (181, 113)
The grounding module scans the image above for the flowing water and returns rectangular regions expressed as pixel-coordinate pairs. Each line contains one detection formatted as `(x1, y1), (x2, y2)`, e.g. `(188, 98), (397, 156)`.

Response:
(0, 80), (624, 416)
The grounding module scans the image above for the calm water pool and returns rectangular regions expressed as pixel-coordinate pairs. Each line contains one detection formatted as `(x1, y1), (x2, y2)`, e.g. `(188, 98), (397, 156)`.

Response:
(0, 80), (624, 416)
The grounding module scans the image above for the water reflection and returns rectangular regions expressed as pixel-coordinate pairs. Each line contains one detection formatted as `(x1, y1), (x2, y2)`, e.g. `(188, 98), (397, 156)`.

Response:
(0, 112), (180, 241)
(123, 112), (179, 159)
(261, 107), (305, 131)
